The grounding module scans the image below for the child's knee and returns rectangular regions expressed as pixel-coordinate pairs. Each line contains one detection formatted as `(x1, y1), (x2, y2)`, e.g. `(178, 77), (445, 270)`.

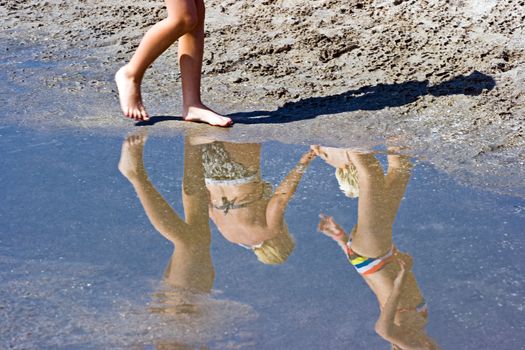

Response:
(166, 11), (199, 34)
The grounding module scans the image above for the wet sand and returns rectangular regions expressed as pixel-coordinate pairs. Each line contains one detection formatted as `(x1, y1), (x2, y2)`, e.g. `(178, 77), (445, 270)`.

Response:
(0, 0), (524, 196)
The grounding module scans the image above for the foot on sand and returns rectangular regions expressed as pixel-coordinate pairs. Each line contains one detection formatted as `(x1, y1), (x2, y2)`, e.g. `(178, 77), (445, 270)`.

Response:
(115, 66), (150, 121)
(118, 131), (148, 180)
(183, 105), (233, 127)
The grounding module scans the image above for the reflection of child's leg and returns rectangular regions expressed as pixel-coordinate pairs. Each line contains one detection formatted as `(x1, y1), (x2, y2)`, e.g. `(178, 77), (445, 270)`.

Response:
(118, 131), (148, 179)
(169, 138), (213, 291)
(116, 0), (199, 121)
(179, 0), (233, 127)
(119, 132), (188, 242)
(182, 137), (211, 229)
(384, 154), (412, 222)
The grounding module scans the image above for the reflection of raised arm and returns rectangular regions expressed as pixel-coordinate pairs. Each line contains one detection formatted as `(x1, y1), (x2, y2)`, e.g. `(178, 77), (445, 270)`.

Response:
(374, 260), (431, 350)
(266, 150), (316, 228)
(374, 259), (408, 343)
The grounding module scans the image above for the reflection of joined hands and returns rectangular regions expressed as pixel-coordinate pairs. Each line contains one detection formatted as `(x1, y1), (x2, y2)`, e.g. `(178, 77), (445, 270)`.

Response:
(309, 145), (356, 169)
(317, 213), (346, 243)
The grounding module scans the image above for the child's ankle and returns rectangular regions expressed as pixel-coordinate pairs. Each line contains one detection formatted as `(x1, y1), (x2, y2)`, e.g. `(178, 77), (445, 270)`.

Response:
(119, 65), (143, 83)
(184, 101), (205, 110)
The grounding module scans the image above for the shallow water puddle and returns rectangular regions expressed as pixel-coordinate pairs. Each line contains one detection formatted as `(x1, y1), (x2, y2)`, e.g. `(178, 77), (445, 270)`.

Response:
(1, 126), (524, 350)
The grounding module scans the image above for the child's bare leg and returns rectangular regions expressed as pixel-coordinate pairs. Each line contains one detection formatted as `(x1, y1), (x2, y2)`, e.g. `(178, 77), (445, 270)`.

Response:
(115, 0), (199, 121)
(178, 0), (233, 127)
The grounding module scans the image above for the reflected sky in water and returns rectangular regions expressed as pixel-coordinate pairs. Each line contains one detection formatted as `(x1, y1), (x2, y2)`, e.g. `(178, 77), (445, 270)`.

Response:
(0, 126), (523, 349)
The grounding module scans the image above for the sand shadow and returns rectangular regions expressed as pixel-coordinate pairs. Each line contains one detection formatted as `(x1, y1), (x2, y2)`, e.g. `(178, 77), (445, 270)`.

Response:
(229, 71), (496, 124)
(135, 115), (183, 126)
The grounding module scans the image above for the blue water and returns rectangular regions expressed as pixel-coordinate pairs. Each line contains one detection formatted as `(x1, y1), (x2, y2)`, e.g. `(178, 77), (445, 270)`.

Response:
(0, 125), (523, 349)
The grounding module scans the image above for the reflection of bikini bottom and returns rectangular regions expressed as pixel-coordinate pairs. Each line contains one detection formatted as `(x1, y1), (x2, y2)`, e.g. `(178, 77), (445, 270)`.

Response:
(202, 142), (272, 213)
(202, 142), (258, 185)
(346, 243), (396, 275)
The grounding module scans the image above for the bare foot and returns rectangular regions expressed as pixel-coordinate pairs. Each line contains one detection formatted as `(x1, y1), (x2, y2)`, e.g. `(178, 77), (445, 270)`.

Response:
(115, 66), (150, 121)
(118, 131), (148, 180)
(183, 104), (233, 127)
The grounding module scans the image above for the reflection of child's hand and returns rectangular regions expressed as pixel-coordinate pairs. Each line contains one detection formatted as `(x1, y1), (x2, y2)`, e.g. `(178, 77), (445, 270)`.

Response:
(393, 259), (409, 288)
(317, 213), (346, 241)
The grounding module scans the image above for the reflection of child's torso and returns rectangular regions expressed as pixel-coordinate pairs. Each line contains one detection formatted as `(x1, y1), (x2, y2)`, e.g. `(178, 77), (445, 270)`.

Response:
(207, 182), (276, 245)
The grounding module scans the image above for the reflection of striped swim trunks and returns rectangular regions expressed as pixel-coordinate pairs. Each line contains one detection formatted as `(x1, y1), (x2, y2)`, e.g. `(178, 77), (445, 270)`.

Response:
(345, 243), (396, 275)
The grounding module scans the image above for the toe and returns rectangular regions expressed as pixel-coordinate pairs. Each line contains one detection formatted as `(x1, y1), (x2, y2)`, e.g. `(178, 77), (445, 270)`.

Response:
(222, 117), (233, 127)
(139, 106), (149, 121)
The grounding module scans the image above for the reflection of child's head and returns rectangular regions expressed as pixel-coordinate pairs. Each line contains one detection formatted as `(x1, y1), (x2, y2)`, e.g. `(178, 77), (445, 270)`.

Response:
(335, 164), (359, 198)
(253, 225), (295, 265)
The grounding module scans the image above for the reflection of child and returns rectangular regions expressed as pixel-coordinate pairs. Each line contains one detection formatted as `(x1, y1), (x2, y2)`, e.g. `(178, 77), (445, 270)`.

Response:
(315, 148), (440, 350)
(115, 0), (233, 127)
(203, 142), (317, 264)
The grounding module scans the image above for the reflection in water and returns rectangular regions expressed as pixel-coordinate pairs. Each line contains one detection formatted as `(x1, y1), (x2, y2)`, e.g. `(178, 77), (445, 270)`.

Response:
(203, 141), (315, 264)
(118, 131), (441, 348)
(313, 146), (441, 350)
(119, 132), (215, 348)
(118, 131), (315, 347)
(3, 127), (522, 349)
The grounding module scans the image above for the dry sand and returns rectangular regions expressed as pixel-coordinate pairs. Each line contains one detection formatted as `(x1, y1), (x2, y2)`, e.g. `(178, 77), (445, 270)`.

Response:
(1, 0), (524, 195)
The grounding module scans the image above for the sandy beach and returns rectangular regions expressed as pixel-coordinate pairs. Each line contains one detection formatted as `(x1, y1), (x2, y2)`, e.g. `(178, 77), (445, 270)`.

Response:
(1, 0), (524, 196)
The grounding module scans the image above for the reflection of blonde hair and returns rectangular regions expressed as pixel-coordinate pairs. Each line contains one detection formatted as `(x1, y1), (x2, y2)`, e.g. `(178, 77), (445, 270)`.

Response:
(335, 164), (359, 198)
(253, 225), (295, 265)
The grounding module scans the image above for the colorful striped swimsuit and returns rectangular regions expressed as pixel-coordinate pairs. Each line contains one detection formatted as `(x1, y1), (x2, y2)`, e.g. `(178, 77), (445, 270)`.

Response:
(345, 243), (396, 275)
(346, 243), (429, 318)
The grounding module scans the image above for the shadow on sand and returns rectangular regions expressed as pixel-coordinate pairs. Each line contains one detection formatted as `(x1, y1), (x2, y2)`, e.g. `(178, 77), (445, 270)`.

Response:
(135, 115), (183, 126)
(137, 71), (495, 126)
(229, 71), (495, 124)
